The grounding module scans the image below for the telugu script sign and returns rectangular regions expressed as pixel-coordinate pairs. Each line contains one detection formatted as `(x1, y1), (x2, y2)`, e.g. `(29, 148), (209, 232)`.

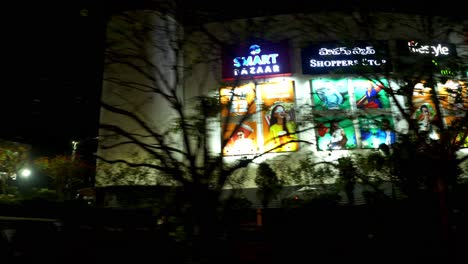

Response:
(301, 41), (391, 74)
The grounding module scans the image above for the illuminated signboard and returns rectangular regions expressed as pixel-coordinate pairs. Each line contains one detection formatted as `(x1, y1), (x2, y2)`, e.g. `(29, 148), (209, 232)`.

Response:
(222, 40), (291, 80)
(301, 41), (391, 74)
(395, 40), (458, 76)
(403, 41), (457, 57)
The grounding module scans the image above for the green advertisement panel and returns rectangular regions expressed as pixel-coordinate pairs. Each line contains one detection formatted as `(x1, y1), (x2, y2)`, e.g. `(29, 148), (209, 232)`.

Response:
(311, 78), (350, 110)
(316, 118), (356, 151)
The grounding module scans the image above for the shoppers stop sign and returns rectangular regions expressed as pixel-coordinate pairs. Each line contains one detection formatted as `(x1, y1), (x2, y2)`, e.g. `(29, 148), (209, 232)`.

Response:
(301, 41), (391, 75)
(222, 41), (291, 80)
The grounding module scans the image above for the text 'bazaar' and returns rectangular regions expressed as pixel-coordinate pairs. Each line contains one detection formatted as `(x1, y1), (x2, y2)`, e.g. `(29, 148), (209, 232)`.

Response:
(234, 65), (280, 76)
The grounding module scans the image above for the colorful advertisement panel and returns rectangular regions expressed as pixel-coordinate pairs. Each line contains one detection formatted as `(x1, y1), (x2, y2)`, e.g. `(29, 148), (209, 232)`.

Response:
(222, 40), (291, 80)
(260, 81), (298, 152)
(316, 118), (356, 151)
(436, 79), (468, 127)
(220, 83), (256, 117)
(411, 82), (441, 140)
(301, 41), (391, 75)
(351, 78), (391, 109)
(223, 122), (259, 156)
(436, 79), (468, 148)
(359, 116), (396, 149)
(311, 78), (350, 110)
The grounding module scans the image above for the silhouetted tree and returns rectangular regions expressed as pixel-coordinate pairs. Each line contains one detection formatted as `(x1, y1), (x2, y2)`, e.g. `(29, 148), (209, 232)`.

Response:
(0, 139), (31, 195)
(94, 2), (467, 262)
(255, 162), (283, 209)
(34, 155), (94, 201)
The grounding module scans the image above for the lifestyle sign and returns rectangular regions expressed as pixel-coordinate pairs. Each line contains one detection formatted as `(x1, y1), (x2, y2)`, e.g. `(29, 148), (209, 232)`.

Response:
(404, 41), (457, 57)
(301, 41), (391, 74)
(222, 40), (291, 80)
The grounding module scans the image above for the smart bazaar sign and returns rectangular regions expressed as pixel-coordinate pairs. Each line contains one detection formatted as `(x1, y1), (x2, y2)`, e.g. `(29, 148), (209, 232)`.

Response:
(222, 40), (291, 80)
(301, 41), (391, 74)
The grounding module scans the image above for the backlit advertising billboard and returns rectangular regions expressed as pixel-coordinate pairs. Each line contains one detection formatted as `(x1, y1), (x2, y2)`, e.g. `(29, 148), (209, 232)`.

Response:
(220, 81), (298, 155)
(316, 118), (356, 151)
(220, 84), (258, 156)
(311, 78), (350, 110)
(359, 115), (396, 149)
(260, 81), (298, 152)
(311, 77), (390, 110)
(436, 79), (467, 127)
(220, 83), (256, 117)
(435, 79), (468, 148)
(222, 122), (259, 156)
(410, 82), (441, 140)
(351, 78), (391, 109)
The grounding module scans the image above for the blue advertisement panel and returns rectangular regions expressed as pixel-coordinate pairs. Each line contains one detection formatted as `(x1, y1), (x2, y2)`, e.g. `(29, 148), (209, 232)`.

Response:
(359, 116), (396, 149)
(311, 78), (350, 110)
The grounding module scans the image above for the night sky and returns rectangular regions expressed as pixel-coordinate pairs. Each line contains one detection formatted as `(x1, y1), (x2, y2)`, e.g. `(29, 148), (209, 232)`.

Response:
(3, 2), (105, 158)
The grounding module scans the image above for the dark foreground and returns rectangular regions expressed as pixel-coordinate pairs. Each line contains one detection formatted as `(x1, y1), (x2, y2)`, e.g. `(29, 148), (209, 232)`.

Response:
(1, 198), (467, 264)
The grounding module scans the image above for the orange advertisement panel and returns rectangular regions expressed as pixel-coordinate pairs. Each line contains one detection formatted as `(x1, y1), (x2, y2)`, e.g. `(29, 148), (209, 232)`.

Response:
(220, 83), (256, 117)
(260, 81), (298, 152)
(435, 79), (467, 127)
(222, 122), (258, 156)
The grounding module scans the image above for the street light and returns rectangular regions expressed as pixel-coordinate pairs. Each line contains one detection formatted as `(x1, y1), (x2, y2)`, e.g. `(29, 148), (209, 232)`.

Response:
(19, 168), (31, 178)
(71, 140), (80, 161)
(71, 137), (99, 162)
